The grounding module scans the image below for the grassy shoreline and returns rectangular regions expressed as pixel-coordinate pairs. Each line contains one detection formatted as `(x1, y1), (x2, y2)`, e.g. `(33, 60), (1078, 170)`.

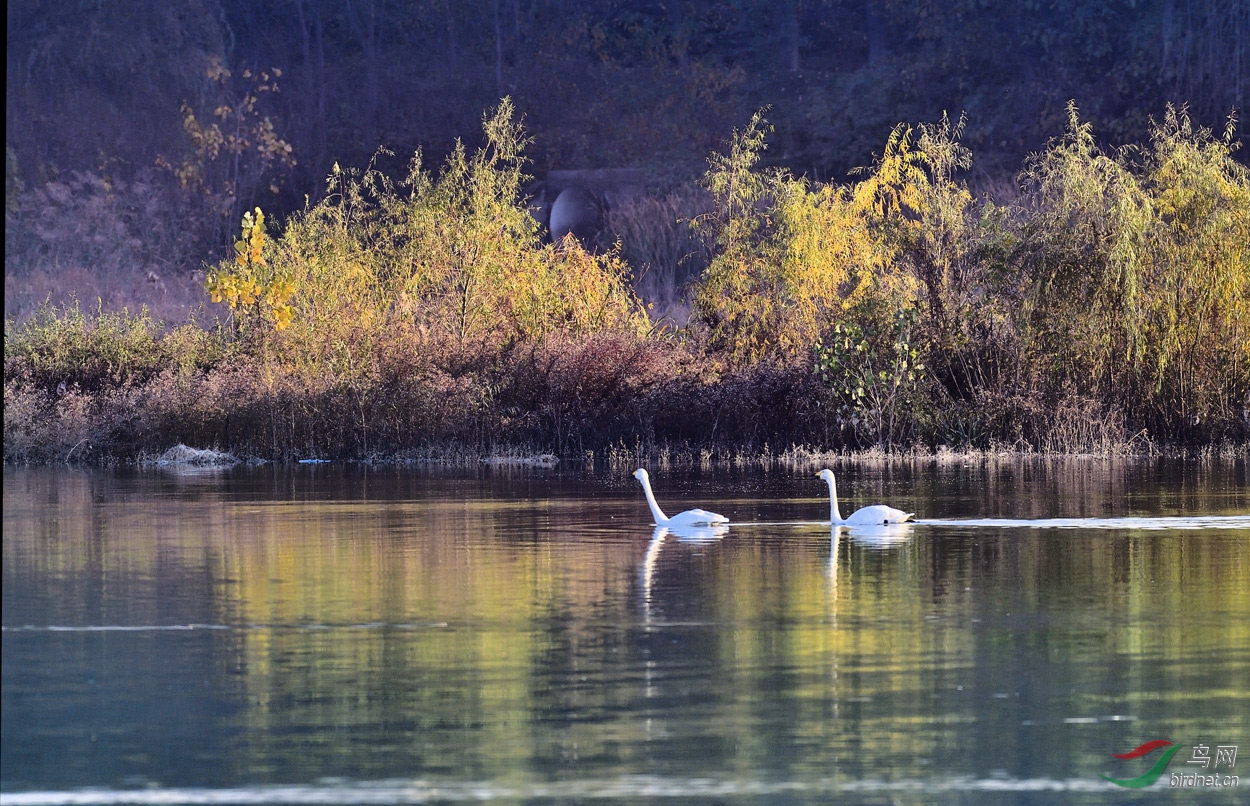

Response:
(5, 308), (1246, 467)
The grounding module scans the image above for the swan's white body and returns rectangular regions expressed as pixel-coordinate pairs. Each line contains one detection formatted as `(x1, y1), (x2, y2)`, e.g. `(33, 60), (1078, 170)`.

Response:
(817, 469), (914, 525)
(633, 468), (729, 527)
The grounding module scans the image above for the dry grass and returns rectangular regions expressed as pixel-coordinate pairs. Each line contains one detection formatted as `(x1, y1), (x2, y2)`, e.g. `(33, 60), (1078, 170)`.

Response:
(4, 169), (218, 325)
(604, 186), (713, 324)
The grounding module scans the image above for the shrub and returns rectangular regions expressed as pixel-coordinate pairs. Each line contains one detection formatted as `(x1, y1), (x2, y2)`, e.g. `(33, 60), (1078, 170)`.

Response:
(1133, 106), (1250, 438)
(205, 208), (296, 335)
(1015, 102), (1153, 403)
(815, 303), (925, 448)
(253, 99), (647, 380)
(1015, 102), (1249, 440)
(856, 113), (976, 336)
(4, 302), (225, 395)
(692, 111), (913, 365)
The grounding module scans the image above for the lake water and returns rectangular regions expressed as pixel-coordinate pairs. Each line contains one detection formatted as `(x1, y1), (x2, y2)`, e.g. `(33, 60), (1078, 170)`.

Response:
(3, 459), (1248, 804)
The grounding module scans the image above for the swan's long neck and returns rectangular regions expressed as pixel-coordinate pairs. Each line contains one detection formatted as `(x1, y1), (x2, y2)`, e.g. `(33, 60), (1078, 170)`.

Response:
(825, 473), (844, 523)
(638, 474), (669, 524)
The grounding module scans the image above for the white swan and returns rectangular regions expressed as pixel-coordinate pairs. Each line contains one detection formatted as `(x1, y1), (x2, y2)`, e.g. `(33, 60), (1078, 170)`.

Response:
(817, 469), (914, 525)
(633, 468), (729, 527)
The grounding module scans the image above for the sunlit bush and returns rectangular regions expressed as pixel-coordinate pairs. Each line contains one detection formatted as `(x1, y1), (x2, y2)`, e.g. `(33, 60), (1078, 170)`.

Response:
(692, 111), (915, 365)
(206, 208), (296, 334)
(857, 113), (976, 336)
(1135, 106), (1250, 437)
(260, 99), (646, 377)
(1016, 103), (1249, 439)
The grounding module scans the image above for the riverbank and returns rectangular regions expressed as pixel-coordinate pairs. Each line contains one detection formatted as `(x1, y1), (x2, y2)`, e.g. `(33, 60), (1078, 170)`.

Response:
(5, 307), (1246, 466)
(6, 104), (1247, 465)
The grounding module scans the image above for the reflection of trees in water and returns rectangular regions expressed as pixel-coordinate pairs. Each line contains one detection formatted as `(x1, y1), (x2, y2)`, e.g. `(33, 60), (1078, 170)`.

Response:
(4, 463), (1248, 780)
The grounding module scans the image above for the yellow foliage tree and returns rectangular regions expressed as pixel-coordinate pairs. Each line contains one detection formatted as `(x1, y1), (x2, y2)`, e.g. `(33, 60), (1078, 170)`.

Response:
(162, 57), (296, 238)
(853, 113), (974, 333)
(693, 110), (919, 365)
(206, 208), (295, 333)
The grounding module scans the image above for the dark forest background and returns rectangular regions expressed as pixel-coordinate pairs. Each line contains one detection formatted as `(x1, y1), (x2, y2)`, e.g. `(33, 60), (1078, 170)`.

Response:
(9, 0), (1247, 204)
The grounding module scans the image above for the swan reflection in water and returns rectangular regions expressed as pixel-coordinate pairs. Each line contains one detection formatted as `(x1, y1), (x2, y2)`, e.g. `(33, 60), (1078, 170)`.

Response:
(843, 520), (916, 549)
(828, 525), (841, 595)
(637, 522), (727, 709)
(640, 522), (728, 622)
(828, 521), (917, 606)
(828, 521), (916, 598)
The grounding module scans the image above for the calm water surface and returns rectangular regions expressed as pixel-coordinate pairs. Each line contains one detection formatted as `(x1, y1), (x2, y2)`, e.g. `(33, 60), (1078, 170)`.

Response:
(3, 459), (1248, 804)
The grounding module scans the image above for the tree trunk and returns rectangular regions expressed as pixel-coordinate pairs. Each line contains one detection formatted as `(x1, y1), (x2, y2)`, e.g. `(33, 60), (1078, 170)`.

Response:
(494, 0), (505, 95)
(866, 0), (886, 66)
(783, 0), (800, 71)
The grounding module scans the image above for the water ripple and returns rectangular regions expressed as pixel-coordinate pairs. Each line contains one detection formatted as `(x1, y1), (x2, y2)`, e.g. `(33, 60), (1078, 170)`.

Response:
(0, 774), (1133, 804)
(1, 623), (451, 634)
(919, 515), (1250, 530)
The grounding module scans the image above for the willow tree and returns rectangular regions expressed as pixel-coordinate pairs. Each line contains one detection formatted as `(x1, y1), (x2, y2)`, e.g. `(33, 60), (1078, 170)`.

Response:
(1136, 106), (1250, 437)
(693, 110), (911, 365)
(1016, 102), (1249, 438)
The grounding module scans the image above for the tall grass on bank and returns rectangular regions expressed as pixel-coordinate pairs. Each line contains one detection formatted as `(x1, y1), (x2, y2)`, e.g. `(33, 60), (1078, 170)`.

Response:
(3, 302), (230, 463)
(4, 103), (1248, 464)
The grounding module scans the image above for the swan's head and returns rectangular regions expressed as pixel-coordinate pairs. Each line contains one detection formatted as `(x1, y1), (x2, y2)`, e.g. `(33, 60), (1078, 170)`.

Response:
(817, 469), (834, 483)
(633, 468), (649, 482)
